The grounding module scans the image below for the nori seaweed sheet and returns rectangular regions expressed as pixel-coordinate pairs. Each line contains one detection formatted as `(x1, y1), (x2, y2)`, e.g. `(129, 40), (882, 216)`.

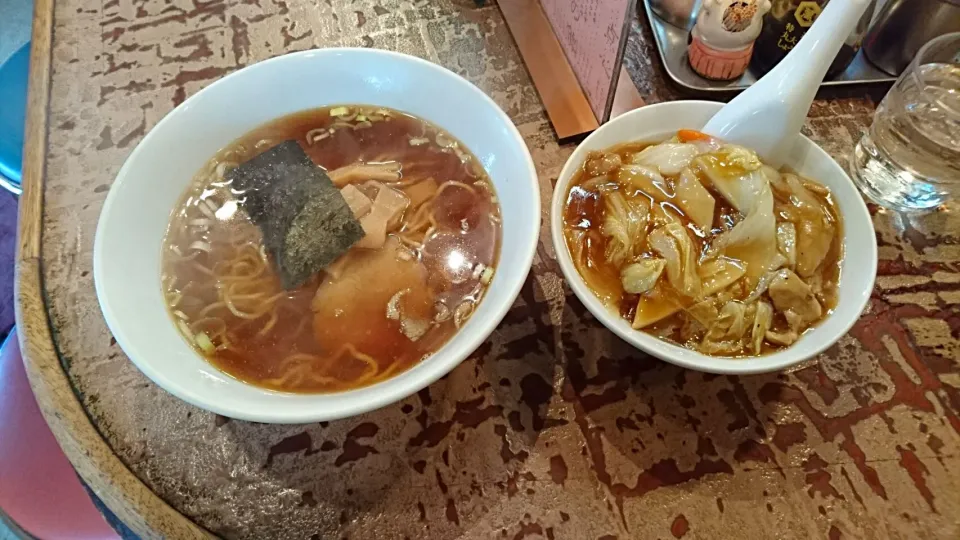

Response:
(228, 140), (363, 289)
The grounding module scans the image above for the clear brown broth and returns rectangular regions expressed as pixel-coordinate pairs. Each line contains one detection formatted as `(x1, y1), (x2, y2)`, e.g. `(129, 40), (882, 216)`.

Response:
(162, 106), (501, 392)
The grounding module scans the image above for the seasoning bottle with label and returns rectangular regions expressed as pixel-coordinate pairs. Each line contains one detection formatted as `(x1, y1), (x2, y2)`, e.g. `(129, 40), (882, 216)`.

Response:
(825, 0), (875, 77)
(750, 0), (826, 74)
(751, 0), (875, 77)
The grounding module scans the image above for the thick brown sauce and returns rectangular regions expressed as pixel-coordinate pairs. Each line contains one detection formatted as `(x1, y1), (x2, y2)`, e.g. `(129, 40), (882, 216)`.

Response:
(562, 141), (843, 357)
(162, 106), (501, 392)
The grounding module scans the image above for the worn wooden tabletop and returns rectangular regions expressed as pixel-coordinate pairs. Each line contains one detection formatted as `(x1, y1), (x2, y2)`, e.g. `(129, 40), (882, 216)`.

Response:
(18, 0), (960, 538)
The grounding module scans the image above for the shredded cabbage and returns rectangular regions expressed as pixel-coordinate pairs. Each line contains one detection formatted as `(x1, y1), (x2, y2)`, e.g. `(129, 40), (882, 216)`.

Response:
(617, 165), (672, 201)
(564, 136), (841, 358)
(675, 168), (715, 230)
(696, 150), (769, 213)
(768, 269), (823, 326)
(751, 302), (773, 353)
(718, 301), (749, 340)
(621, 259), (666, 294)
(699, 257), (747, 296)
(706, 165), (780, 284)
(630, 143), (699, 175)
(648, 223), (701, 298)
(601, 191), (649, 266)
(784, 174), (836, 277)
(777, 222), (798, 269)
(686, 298), (719, 328)
(586, 152), (623, 176)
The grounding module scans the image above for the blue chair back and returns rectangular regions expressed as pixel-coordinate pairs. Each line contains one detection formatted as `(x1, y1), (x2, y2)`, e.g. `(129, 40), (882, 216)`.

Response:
(0, 42), (30, 194)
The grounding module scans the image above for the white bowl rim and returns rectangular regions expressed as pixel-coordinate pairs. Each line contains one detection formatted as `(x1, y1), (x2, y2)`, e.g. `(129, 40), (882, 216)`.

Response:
(93, 47), (540, 423)
(550, 100), (878, 375)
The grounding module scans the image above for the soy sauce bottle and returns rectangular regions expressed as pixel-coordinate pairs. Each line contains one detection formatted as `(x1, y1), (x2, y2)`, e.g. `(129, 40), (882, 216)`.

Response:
(751, 0), (874, 78)
(825, 0), (875, 78)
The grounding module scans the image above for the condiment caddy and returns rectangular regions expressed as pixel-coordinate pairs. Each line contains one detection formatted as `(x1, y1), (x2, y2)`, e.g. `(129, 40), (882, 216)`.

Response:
(641, 0), (895, 92)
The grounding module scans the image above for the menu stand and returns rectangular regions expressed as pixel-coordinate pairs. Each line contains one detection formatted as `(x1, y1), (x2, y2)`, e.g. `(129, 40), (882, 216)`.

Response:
(495, 0), (644, 139)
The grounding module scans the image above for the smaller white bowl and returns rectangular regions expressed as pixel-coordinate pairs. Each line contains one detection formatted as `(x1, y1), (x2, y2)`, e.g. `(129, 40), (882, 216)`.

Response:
(95, 49), (540, 423)
(550, 101), (877, 375)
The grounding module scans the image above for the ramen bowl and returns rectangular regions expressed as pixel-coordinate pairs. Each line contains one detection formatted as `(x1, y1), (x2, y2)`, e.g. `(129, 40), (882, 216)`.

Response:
(94, 48), (540, 423)
(550, 100), (877, 375)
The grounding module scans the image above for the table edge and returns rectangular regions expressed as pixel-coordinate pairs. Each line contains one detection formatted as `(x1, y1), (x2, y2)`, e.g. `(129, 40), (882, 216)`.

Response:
(14, 1), (211, 537)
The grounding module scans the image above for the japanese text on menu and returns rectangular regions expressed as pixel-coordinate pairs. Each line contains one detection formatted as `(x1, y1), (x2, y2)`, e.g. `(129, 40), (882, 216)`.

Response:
(541, 0), (632, 121)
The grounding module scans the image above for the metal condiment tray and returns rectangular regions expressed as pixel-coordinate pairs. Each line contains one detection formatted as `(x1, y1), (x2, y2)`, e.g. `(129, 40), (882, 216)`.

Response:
(642, 0), (897, 93)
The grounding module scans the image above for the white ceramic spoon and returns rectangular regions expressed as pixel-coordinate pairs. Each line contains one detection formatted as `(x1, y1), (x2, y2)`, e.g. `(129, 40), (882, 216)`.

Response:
(702, 0), (873, 168)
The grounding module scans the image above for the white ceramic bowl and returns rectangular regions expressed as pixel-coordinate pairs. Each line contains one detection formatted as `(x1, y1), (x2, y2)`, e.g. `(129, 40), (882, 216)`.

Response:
(550, 101), (877, 375)
(95, 48), (540, 423)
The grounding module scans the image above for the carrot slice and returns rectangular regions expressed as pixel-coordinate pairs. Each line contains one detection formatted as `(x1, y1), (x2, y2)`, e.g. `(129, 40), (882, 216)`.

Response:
(677, 129), (713, 143)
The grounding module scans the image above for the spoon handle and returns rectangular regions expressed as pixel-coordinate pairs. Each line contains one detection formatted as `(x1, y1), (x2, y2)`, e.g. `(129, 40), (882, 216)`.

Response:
(703, 0), (873, 167)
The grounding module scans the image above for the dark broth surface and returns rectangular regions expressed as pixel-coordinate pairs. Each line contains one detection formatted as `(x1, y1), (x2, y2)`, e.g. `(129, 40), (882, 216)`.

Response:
(162, 106), (501, 392)
(562, 139), (843, 357)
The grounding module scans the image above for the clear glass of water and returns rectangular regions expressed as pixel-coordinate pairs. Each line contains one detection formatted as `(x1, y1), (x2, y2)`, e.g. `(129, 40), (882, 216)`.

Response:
(851, 32), (960, 212)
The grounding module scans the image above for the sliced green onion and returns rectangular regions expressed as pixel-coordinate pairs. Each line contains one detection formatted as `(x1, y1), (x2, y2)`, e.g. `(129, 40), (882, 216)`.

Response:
(480, 267), (495, 285)
(195, 332), (215, 354)
(177, 320), (192, 340)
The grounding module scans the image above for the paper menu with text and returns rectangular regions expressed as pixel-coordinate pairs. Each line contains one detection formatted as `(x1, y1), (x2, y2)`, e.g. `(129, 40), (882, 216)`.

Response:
(540, 0), (636, 122)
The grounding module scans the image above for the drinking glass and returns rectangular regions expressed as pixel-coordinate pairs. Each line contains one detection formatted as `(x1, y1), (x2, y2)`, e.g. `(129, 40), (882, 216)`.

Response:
(850, 32), (960, 212)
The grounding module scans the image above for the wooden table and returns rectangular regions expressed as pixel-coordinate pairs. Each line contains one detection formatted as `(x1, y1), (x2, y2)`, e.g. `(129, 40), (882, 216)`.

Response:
(17, 0), (960, 538)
